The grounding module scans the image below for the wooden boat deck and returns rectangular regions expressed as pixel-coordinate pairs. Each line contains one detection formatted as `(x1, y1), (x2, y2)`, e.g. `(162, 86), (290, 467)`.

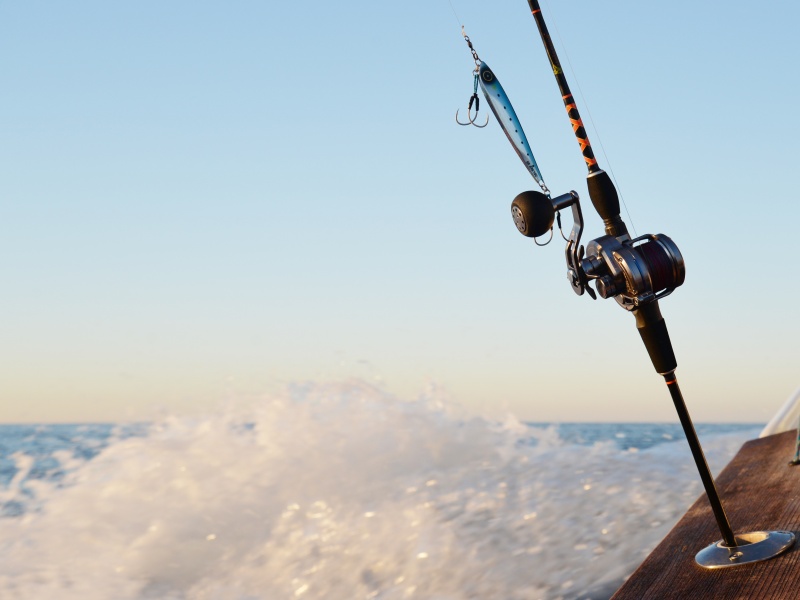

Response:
(612, 429), (800, 599)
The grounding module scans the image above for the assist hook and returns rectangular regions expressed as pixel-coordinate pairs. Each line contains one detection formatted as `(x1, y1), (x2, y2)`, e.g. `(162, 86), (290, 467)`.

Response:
(455, 27), (489, 128)
(455, 72), (489, 127)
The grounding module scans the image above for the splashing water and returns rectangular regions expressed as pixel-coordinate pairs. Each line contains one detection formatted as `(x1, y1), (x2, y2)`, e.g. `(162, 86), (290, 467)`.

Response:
(0, 382), (758, 599)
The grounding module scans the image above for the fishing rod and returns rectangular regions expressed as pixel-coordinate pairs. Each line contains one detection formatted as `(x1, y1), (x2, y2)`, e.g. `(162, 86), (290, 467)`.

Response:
(455, 2), (794, 569)
(524, 0), (796, 568)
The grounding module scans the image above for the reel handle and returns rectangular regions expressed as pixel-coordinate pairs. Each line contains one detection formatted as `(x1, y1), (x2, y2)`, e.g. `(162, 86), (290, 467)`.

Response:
(510, 190), (578, 238)
(510, 191), (554, 238)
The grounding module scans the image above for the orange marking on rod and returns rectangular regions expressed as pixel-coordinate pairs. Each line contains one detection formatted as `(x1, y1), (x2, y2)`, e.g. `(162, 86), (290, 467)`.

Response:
(563, 101), (596, 165)
(532, 9), (541, 14)
(566, 108), (586, 132)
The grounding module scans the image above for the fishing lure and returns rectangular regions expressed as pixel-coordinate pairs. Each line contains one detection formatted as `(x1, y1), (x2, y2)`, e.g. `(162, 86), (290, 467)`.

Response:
(456, 28), (550, 199)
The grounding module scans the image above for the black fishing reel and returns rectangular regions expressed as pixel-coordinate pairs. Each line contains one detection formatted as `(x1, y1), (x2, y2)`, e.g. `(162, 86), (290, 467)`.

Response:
(511, 170), (686, 374)
(510, 183), (684, 309)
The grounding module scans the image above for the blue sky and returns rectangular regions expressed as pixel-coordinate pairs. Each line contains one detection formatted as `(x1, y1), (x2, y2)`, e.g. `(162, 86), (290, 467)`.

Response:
(2, 0), (798, 423)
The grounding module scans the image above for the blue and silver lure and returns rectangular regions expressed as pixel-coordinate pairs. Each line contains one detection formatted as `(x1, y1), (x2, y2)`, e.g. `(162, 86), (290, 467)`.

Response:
(456, 30), (550, 198)
(477, 62), (549, 197)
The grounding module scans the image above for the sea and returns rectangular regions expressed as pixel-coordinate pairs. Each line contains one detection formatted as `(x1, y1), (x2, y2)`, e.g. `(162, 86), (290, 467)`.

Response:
(0, 382), (763, 600)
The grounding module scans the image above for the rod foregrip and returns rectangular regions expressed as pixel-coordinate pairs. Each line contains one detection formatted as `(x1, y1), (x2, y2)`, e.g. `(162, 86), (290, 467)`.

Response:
(586, 170), (628, 237)
(634, 301), (677, 375)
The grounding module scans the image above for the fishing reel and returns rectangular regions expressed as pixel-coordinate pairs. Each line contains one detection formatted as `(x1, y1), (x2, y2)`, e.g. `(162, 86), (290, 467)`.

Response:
(510, 171), (686, 374)
(510, 179), (685, 309)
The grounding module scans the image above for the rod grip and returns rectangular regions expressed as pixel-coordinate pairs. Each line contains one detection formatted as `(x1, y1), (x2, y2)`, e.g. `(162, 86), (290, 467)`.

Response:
(634, 301), (677, 375)
(587, 170), (627, 237)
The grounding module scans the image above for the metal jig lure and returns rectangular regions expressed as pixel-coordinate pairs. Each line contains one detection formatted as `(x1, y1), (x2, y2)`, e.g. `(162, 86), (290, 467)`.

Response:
(457, 28), (553, 243)
(475, 61), (549, 198)
(456, 26), (552, 246)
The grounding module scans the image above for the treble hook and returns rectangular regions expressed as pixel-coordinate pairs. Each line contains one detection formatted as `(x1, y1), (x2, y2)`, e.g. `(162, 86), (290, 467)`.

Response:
(456, 73), (489, 128)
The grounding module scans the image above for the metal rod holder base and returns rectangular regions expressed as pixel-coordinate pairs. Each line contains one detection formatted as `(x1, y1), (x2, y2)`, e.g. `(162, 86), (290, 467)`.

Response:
(695, 530), (795, 569)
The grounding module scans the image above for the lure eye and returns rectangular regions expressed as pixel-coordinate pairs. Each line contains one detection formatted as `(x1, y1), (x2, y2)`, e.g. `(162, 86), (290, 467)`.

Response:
(481, 70), (494, 83)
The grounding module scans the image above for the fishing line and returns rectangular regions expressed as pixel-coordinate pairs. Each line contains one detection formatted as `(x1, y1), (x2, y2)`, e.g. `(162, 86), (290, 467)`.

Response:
(446, 0), (463, 27)
(541, 0), (638, 237)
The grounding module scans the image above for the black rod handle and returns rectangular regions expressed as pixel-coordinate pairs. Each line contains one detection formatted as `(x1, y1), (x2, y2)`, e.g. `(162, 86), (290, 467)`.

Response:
(634, 301), (676, 375)
(636, 302), (737, 546)
(664, 372), (737, 547)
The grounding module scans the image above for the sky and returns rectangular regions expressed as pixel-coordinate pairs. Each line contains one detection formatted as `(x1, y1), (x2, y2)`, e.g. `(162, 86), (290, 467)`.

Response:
(2, 0), (798, 423)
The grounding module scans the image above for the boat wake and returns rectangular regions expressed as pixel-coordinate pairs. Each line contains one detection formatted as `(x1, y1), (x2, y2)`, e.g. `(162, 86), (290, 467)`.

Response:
(0, 381), (758, 599)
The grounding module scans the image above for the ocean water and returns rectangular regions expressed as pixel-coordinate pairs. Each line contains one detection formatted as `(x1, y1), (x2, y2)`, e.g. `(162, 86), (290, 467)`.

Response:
(0, 382), (761, 600)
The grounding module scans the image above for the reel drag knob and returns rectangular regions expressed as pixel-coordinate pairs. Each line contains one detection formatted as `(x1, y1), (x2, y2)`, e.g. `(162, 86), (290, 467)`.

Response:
(511, 191), (554, 238)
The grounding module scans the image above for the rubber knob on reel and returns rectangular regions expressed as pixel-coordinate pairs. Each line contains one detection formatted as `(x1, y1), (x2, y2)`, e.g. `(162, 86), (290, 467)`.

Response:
(511, 191), (554, 238)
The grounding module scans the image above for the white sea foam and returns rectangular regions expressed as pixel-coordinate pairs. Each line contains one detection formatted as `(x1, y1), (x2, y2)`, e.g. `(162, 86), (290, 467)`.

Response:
(0, 382), (757, 599)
